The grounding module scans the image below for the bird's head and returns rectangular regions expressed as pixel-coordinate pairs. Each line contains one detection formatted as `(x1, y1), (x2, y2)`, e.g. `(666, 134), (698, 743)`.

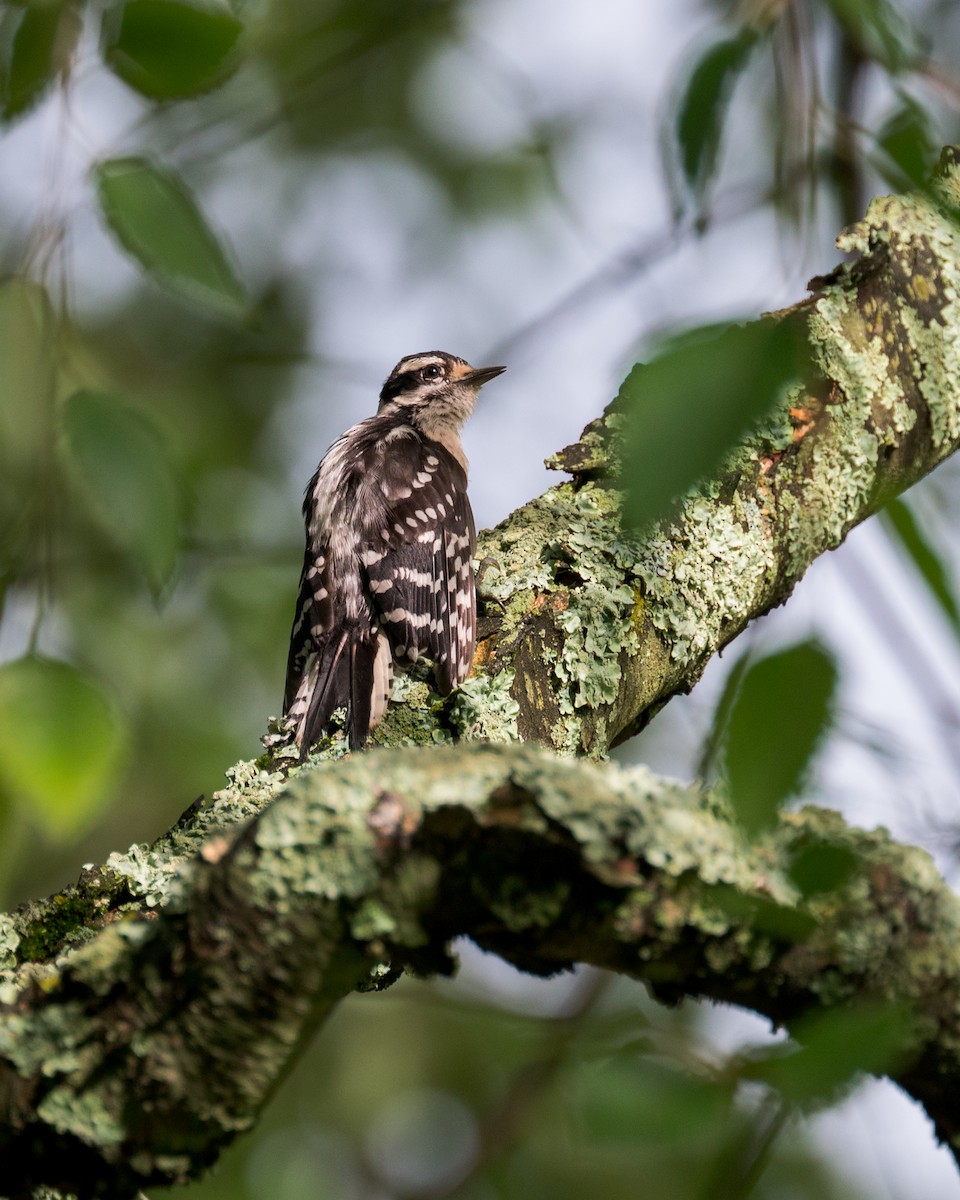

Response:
(378, 351), (506, 428)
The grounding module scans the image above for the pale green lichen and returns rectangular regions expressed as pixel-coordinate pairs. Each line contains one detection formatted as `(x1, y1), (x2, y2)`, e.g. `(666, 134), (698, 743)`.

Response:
(554, 583), (637, 710)
(0, 912), (20, 972)
(484, 747), (797, 904)
(477, 499), (556, 604)
(36, 1086), (126, 1148)
(251, 768), (382, 905)
(479, 361), (800, 724)
(0, 1001), (94, 1076)
(480, 479), (659, 750)
(804, 301), (880, 524)
(552, 712), (587, 755)
(349, 897), (399, 943)
(374, 673), (453, 746)
(789, 188), (960, 588)
(62, 921), (155, 1003)
(634, 494), (776, 664)
(835, 192), (960, 454)
(903, 300), (960, 450)
(448, 672), (520, 741)
(104, 842), (180, 908)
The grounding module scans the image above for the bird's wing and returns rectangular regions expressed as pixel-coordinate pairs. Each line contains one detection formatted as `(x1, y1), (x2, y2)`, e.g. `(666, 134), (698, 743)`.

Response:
(357, 437), (476, 692)
(283, 540), (334, 713)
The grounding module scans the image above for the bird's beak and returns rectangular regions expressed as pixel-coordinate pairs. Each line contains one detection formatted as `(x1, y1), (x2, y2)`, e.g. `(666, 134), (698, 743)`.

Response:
(464, 364), (506, 387)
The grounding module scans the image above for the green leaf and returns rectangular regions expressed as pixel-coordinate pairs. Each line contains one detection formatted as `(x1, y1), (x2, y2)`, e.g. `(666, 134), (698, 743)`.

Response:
(724, 642), (837, 835)
(876, 101), (934, 190)
(62, 390), (181, 588)
(882, 496), (960, 634)
(788, 843), (858, 899)
(0, 277), (54, 454)
(0, 657), (124, 839)
(0, 279), (56, 547)
(746, 1002), (912, 1109)
(102, 0), (243, 101)
(698, 648), (753, 779)
(93, 156), (247, 317)
(621, 318), (806, 529)
(579, 1057), (731, 1145)
(706, 884), (817, 941)
(823, 0), (923, 73)
(675, 30), (757, 196)
(0, 4), (81, 121)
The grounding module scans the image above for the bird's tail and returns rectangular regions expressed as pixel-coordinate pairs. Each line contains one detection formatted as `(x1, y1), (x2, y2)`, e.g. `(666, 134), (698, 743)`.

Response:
(288, 628), (392, 754)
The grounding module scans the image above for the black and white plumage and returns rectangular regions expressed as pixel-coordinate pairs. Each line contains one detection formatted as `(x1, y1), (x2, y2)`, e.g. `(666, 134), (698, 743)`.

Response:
(282, 350), (506, 753)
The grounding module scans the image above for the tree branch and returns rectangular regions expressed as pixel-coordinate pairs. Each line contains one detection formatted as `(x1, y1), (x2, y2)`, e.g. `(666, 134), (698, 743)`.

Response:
(4, 747), (960, 1197)
(6, 150), (960, 1197)
(445, 146), (960, 753)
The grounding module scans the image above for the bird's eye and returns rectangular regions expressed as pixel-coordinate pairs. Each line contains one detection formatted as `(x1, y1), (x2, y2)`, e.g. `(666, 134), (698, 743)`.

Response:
(421, 364), (443, 381)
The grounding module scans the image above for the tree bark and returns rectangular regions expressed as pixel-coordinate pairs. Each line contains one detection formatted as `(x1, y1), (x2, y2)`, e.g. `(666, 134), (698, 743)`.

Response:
(6, 150), (960, 1197)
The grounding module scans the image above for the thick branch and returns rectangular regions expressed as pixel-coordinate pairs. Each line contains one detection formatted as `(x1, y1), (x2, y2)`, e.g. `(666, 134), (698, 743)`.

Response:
(3, 746), (960, 1197)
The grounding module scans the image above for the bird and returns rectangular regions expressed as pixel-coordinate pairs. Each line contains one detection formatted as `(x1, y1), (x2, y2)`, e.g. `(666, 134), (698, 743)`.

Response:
(282, 350), (506, 754)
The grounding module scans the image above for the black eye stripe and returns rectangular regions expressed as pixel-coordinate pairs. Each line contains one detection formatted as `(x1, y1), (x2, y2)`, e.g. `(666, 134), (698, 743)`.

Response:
(380, 363), (447, 402)
(380, 370), (421, 402)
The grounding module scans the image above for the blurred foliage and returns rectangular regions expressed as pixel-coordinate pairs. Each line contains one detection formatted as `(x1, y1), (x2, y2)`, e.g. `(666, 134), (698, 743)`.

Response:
(0, 655), (124, 837)
(667, 0), (945, 224)
(94, 157), (248, 316)
(62, 388), (182, 589)
(876, 98), (937, 190)
(620, 318), (807, 530)
(0, 3), (81, 119)
(722, 641), (838, 836)
(163, 974), (874, 1200)
(744, 1000), (912, 1110)
(102, 0), (243, 100)
(1, 0), (960, 1194)
(882, 494), (960, 636)
(674, 28), (760, 206)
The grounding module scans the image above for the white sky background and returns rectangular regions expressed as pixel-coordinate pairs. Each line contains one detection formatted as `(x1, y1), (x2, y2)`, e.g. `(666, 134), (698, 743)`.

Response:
(4, 0), (960, 1193)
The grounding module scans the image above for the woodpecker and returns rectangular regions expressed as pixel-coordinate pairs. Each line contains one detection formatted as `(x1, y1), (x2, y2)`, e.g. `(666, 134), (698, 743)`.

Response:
(282, 350), (506, 753)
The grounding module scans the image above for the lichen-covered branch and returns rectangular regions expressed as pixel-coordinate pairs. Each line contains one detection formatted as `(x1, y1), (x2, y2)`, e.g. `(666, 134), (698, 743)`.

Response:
(3, 745), (960, 1197)
(379, 148), (960, 755)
